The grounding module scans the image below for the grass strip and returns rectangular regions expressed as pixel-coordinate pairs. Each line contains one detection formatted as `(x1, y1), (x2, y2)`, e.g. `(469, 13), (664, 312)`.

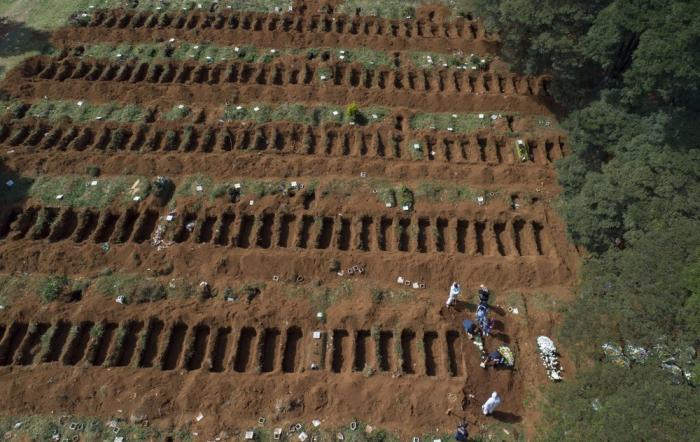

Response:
(0, 174), (150, 208)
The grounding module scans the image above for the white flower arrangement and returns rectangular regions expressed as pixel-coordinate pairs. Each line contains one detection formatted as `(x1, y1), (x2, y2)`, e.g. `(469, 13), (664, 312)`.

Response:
(537, 336), (563, 381)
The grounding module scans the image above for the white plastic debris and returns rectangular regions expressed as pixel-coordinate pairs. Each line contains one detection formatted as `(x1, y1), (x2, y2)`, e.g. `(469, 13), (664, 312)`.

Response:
(234, 183), (241, 189)
(116, 295), (126, 304)
(77, 101), (84, 106)
(313, 331), (322, 339)
(166, 215), (174, 222)
(299, 432), (308, 441)
(332, 110), (339, 116)
(385, 202), (392, 207)
(245, 431), (255, 440)
(249, 200), (255, 206)
(90, 180), (98, 186)
(452, 114), (458, 118)
(133, 196), (141, 202)
(312, 420), (321, 427)
(316, 312), (324, 319)
(372, 114), (378, 119)
(402, 204), (410, 211)
(178, 104), (185, 109)
(340, 50), (345, 54)
(412, 282), (419, 289)
(195, 185), (203, 192)
(320, 75), (327, 80)
(254, 106), (260, 112)
(339, 55), (345, 60)
(397, 276), (404, 284)
(169, 38), (175, 43)
(195, 412), (204, 422)
(477, 196), (485, 205)
(491, 114), (497, 120)
(193, 45), (199, 50)
(478, 113), (484, 119)
(413, 143), (420, 150)
(234, 46), (240, 52)
(56, 194), (64, 200)
(5, 179), (14, 187)
(447, 127), (453, 132)
(114, 438), (124, 442)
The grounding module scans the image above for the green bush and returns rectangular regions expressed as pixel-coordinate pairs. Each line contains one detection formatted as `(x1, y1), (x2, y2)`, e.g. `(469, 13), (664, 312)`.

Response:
(345, 102), (359, 122)
(39, 275), (69, 303)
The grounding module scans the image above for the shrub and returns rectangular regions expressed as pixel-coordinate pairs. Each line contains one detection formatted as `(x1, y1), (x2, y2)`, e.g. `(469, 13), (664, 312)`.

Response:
(39, 275), (69, 303)
(345, 102), (360, 122)
(85, 165), (101, 177)
(152, 176), (174, 203)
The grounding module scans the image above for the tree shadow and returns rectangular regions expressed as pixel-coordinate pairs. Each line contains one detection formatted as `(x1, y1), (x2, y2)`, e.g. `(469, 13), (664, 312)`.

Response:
(0, 157), (34, 207)
(0, 19), (53, 59)
(491, 411), (522, 423)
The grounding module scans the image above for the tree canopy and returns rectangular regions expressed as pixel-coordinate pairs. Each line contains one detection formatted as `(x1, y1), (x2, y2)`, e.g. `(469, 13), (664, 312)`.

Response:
(472, 0), (699, 439)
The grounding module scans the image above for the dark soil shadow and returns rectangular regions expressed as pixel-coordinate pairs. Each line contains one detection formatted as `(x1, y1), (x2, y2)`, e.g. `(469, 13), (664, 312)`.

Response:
(491, 411), (522, 423)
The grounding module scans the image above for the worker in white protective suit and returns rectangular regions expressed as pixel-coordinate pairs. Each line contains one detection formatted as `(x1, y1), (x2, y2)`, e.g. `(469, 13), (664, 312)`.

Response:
(481, 392), (502, 415)
(446, 282), (461, 307)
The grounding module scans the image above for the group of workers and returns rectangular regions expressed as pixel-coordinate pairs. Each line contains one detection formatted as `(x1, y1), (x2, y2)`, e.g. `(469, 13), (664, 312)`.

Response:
(446, 282), (513, 439)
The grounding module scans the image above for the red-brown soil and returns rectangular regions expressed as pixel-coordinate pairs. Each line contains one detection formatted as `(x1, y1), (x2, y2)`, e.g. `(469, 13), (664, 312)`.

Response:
(6, 54), (554, 114)
(52, 8), (497, 54)
(0, 3), (578, 440)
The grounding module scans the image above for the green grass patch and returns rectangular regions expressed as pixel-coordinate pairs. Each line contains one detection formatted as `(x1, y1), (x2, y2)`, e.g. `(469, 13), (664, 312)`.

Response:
(285, 281), (354, 316)
(171, 174), (214, 200)
(38, 275), (70, 303)
(77, 41), (489, 73)
(337, 0), (473, 19)
(223, 102), (389, 126)
(415, 181), (478, 203)
(410, 111), (494, 133)
(408, 140), (425, 159)
(0, 174), (151, 208)
(30, 100), (144, 122)
(0, 274), (41, 307)
(162, 104), (192, 121)
(93, 270), (194, 303)
(0, 414), (192, 441)
(81, 42), (282, 64)
(409, 51), (490, 70)
(369, 287), (415, 304)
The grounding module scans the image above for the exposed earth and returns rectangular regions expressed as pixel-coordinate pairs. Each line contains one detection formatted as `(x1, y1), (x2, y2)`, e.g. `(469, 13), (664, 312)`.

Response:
(0, 2), (578, 440)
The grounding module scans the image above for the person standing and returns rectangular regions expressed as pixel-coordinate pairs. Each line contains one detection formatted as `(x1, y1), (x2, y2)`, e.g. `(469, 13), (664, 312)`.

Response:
(478, 284), (490, 304)
(482, 392), (502, 415)
(454, 422), (469, 441)
(446, 282), (461, 307)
